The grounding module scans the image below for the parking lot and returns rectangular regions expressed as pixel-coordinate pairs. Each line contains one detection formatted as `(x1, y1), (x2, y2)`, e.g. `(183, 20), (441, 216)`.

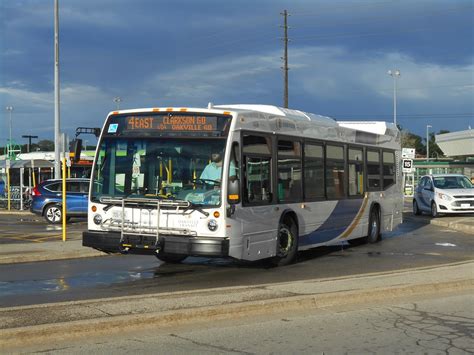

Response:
(0, 212), (85, 244)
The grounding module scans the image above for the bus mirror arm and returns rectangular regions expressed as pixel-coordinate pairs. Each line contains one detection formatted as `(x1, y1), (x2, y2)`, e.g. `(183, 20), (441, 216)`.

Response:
(226, 204), (235, 218)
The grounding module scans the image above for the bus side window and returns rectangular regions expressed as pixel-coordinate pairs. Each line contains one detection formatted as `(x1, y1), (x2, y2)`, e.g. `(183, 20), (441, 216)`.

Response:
(277, 139), (302, 202)
(229, 142), (239, 181)
(367, 150), (381, 191)
(304, 143), (324, 200)
(348, 147), (364, 197)
(227, 142), (241, 204)
(326, 145), (345, 199)
(383, 151), (395, 189)
(242, 135), (272, 205)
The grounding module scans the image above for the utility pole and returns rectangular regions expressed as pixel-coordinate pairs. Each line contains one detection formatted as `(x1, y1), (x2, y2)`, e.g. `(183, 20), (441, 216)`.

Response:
(281, 10), (289, 108)
(54, 0), (61, 178)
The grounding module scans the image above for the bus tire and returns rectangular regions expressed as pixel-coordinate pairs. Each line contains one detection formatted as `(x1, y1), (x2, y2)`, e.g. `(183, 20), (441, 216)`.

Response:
(44, 204), (62, 224)
(155, 253), (187, 264)
(270, 219), (298, 267)
(367, 206), (381, 243)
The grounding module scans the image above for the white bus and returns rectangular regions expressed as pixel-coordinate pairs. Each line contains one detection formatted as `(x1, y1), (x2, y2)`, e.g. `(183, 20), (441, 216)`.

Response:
(83, 104), (403, 266)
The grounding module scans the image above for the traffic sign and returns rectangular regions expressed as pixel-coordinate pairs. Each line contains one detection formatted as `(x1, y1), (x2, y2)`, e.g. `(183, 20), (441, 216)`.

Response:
(402, 148), (415, 159)
(402, 159), (414, 173)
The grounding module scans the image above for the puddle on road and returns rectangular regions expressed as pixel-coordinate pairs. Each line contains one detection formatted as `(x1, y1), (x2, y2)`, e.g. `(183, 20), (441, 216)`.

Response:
(17, 218), (40, 222)
(0, 269), (156, 297)
(367, 251), (415, 257)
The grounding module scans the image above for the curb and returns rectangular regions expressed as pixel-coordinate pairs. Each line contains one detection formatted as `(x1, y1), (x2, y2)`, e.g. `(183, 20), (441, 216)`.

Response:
(0, 249), (105, 264)
(403, 214), (474, 235)
(1, 266), (473, 350)
(429, 218), (474, 235)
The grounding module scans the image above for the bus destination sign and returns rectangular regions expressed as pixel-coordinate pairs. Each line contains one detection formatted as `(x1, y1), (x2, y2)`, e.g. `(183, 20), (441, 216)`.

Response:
(126, 115), (217, 132)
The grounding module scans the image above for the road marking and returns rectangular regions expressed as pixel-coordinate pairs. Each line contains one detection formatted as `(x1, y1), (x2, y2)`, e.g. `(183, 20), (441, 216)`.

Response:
(435, 243), (457, 247)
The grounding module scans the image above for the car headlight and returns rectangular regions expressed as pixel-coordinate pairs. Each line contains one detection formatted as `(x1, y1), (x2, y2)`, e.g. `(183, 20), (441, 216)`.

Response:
(93, 214), (103, 225)
(208, 219), (218, 231)
(437, 192), (452, 201)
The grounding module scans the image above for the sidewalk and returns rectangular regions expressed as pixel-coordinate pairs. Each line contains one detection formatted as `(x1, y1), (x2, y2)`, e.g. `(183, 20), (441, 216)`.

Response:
(1, 261), (472, 350)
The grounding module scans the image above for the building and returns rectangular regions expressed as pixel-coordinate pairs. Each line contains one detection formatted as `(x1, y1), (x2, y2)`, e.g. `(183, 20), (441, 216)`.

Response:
(435, 129), (474, 161)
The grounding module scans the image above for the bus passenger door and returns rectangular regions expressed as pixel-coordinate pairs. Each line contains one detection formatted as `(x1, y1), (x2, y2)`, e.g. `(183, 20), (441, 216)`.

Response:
(227, 134), (278, 261)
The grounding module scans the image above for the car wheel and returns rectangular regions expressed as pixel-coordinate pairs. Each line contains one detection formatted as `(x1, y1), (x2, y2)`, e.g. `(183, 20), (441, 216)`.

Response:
(44, 204), (62, 224)
(431, 201), (438, 218)
(367, 207), (381, 243)
(413, 200), (421, 215)
(155, 253), (187, 263)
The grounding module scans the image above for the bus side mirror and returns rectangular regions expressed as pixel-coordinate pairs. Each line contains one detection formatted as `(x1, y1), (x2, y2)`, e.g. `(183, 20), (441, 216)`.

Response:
(227, 177), (240, 217)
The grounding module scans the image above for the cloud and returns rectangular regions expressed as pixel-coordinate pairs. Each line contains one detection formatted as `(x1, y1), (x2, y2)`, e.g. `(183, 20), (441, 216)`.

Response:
(287, 46), (474, 103)
(145, 51), (281, 104)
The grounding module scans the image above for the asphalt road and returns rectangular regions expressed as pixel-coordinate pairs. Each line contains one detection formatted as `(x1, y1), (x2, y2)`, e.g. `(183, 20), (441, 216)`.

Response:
(1, 217), (473, 308)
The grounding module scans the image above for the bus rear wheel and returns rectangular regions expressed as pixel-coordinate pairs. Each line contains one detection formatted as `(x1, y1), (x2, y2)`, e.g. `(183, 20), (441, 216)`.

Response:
(367, 207), (381, 243)
(270, 219), (298, 267)
(155, 253), (187, 264)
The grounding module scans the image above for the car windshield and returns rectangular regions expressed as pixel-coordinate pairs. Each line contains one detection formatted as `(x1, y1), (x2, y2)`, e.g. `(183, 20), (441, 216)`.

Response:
(91, 137), (227, 206)
(433, 176), (473, 189)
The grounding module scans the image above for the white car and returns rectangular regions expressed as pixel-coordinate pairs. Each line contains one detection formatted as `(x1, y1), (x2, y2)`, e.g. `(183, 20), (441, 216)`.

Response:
(413, 174), (474, 217)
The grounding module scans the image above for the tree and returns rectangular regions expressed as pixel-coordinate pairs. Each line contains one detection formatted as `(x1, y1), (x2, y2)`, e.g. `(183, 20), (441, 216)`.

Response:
(427, 130), (449, 160)
(400, 129), (425, 156)
(37, 140), (55, 152)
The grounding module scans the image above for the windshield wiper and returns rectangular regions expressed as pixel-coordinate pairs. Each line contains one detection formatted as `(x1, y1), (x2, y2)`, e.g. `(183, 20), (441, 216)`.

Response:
(181, 200), (209, 217)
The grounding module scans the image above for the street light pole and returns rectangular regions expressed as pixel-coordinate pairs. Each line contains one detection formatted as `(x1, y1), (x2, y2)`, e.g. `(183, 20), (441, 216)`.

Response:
(387, 69), (401, 126)
(54, 0), (61, 179)
(5, 106), (13, 150)
(426, 124), (432, 162)
(113, 97), (122, 110)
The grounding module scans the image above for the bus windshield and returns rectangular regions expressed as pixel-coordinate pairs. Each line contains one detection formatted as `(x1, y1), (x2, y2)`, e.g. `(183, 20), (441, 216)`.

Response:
(91, 137), (227, 206)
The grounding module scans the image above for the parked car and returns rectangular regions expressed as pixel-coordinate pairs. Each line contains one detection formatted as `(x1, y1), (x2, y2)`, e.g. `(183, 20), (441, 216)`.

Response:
(31, 178), (90, 224)
(413, 174), (474, 217)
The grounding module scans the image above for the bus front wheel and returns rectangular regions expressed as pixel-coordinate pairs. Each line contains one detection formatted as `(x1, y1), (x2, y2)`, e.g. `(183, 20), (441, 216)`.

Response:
(270, 219), (298, 267)
(155, 253), (187, 264)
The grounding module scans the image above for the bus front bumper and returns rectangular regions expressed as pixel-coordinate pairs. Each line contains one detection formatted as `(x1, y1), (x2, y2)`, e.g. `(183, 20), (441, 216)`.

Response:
(82, 230), (229, 257)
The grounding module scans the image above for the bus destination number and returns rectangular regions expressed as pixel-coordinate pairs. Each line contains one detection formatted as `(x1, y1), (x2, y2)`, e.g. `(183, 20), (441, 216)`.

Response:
(127, 116), (217, 132)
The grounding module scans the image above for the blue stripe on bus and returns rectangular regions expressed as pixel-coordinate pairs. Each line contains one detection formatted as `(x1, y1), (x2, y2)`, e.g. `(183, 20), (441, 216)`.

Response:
(299, 199), (364, 246)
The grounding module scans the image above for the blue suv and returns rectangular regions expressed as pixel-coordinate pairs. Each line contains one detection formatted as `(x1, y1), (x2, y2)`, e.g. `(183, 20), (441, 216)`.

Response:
(31, 178), (90, 224)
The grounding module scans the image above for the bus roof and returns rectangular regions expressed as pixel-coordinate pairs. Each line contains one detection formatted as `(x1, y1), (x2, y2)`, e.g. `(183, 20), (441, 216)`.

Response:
(215, 104), (398, 136)
(107, 104), (399, 137)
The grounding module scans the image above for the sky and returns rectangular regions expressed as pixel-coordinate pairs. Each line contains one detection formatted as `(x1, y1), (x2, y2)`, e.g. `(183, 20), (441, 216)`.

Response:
(0, 0), (473, 147)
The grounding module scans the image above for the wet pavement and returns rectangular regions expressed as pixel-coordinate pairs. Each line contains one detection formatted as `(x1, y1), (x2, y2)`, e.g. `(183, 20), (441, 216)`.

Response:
(1, 216), (473, 307)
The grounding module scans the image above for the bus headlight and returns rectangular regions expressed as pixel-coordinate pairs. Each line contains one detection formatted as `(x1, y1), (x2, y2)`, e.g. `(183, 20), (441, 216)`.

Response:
(93, 214), (103, 225)
(208, 219), (218, 231)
